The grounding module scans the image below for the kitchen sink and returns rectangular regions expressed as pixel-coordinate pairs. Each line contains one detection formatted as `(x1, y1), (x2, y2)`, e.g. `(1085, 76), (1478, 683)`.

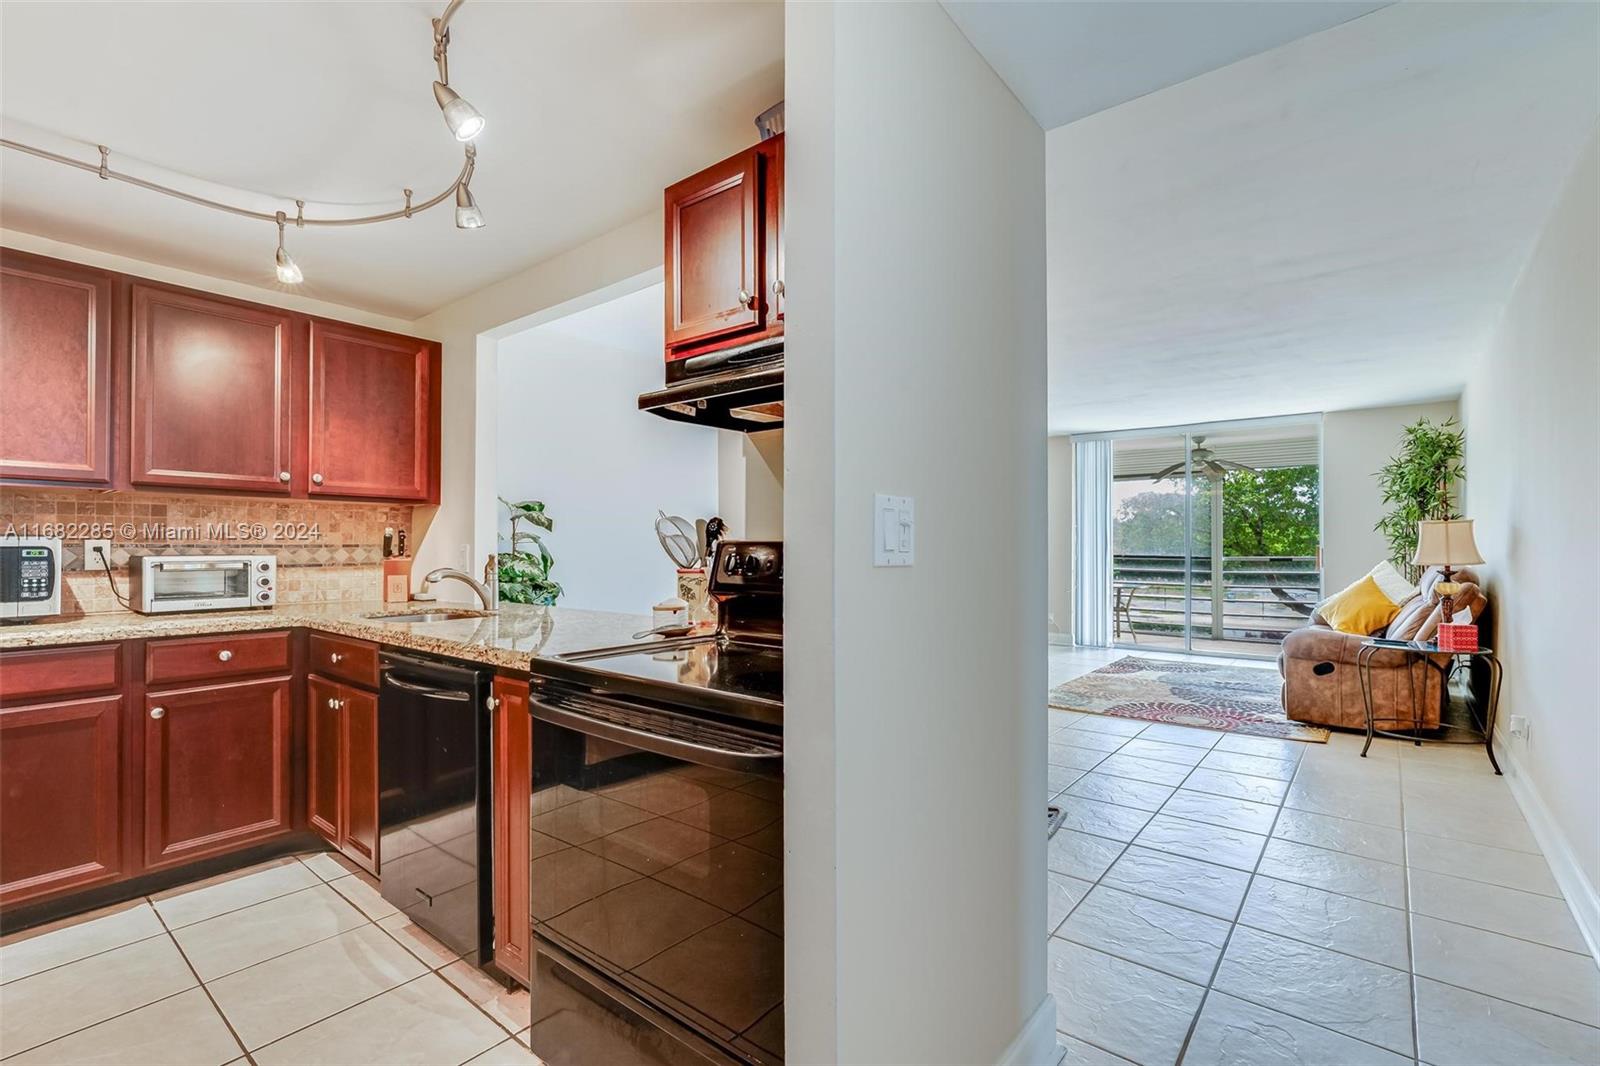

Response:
(363, 609), (492, 623)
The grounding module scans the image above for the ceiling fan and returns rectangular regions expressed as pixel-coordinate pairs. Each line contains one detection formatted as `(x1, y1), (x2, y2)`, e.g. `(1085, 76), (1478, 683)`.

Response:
(1153, 436), (1257, 481)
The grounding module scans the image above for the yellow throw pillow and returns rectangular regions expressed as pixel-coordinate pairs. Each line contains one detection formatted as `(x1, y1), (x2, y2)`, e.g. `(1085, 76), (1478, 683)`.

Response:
(1320, 574), (1406, 635)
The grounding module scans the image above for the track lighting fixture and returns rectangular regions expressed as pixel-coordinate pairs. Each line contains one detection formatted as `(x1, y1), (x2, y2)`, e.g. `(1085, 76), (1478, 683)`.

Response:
(0, 0), (487, 287)
(274, 214), (303, 285)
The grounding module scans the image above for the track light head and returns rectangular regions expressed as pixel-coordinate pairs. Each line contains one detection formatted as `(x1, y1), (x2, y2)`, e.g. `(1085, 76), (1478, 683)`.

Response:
(434, 81), (485, 142)
(455, 181), (484, 229)
(274, 217), (303, 284)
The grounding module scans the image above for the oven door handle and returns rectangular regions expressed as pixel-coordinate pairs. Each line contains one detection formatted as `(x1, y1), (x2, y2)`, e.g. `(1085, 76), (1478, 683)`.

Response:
(530, 695), (781, 775)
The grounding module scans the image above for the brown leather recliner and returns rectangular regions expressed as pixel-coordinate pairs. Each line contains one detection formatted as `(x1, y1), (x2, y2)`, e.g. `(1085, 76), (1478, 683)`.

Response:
(1278, 567), (1487, 731)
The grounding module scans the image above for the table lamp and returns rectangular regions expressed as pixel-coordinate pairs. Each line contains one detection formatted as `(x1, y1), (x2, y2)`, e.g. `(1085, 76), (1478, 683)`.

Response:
(1413, 519), (1484, 623)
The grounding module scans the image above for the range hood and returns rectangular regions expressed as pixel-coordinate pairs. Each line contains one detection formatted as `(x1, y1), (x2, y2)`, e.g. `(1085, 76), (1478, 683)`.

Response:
(639, 359), (784, 431)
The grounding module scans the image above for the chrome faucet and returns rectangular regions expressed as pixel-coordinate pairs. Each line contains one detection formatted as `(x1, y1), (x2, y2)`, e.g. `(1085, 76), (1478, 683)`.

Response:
(422, 566), (497, 611)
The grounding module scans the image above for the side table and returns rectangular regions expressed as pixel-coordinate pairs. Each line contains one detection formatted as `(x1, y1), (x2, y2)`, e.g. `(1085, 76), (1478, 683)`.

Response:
(1357, 638), (1504, 774)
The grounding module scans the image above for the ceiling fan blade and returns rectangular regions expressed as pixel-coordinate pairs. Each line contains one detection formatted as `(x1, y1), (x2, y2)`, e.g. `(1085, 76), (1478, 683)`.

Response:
(1215, 458), (1257, 473)
(1151, 461), (1184, 481)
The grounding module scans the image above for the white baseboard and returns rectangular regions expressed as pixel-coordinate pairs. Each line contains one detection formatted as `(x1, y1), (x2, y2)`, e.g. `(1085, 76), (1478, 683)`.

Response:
(1047, 632), (1074, 647)
(996, 995), (1059, 1066)
(1499, 731), (1600, 961)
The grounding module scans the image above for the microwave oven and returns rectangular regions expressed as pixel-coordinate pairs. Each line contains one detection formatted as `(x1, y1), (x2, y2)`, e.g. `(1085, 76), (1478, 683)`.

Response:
(128, 554), (277, 614)
(0, 537), (63, 621)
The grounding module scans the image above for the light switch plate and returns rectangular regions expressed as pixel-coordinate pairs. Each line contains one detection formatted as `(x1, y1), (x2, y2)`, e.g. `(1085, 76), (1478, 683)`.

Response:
(873, 494), (914, 567)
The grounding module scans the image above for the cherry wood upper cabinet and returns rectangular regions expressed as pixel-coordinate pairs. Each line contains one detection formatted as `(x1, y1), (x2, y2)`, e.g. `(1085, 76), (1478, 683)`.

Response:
(308, 322), (438, 503)
(0, 251), (115, 485)
(143, 675), (292, 870)
(0, 695), (125, 907)
(665, 148), (764, 351)
(764, 134), (784, 323)
(130, 284), (295, 494)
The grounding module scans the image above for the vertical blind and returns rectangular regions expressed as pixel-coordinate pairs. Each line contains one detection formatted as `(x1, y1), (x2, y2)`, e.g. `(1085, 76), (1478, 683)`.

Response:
(1074, 438), (1113, 647)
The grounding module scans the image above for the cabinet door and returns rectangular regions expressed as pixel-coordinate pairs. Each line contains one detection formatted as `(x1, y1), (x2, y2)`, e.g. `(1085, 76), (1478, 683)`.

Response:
(341, 684), (379, 875)
(308, 323), (436, 502)
(491, 675), (531, 985)
(664, 149), (763, 350)
(0, 696), (124, 906)
(765, 134), (784, 323)
(130, 284), (295, 493)
(306, 675), (344, 848)
(144, 676), (292, 869)
(0, 252), (114, 484)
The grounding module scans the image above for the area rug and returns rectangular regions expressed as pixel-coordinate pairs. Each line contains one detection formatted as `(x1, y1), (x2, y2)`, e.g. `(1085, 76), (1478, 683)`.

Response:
(1048, 656), (1329, 743)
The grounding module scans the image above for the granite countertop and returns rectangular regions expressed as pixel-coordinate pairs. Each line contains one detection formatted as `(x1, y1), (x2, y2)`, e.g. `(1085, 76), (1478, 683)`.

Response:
(0, 601), (656, 672)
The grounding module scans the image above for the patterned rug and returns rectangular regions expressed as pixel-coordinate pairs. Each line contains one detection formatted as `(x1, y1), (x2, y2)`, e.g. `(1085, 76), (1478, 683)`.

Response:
(1049, 656), (1329, 743)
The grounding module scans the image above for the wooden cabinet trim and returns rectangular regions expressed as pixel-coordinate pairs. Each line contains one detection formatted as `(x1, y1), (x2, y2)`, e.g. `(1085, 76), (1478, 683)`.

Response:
(0, 251), (115, 484)
(490, 674), (531, 985)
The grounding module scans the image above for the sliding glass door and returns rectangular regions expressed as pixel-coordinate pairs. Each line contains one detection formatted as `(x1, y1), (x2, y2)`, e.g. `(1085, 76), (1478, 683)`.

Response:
(1104, 420), (1321, 659)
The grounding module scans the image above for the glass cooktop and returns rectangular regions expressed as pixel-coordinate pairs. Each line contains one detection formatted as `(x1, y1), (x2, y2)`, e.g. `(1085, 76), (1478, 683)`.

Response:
(563, 638), (783, 708)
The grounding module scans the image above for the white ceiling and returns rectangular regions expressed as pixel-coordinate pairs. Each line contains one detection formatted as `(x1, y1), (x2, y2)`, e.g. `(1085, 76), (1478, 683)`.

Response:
(1035, 1), (1598, 434)
(942, 1), (1390, 130)
(0, 1), (782, 319)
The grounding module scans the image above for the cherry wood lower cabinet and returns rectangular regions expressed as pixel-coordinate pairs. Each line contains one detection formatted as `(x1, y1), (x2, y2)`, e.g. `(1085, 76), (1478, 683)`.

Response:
(306, 673), (379, 875)
(143, 675), (293, 870)
(0, 695), (126, 907)
(490, 674), (531, 986)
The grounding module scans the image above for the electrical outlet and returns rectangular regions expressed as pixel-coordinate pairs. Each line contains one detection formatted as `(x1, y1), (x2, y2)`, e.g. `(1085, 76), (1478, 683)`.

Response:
(1509, 715), (1529, 740)
(83, 539), (111, 572)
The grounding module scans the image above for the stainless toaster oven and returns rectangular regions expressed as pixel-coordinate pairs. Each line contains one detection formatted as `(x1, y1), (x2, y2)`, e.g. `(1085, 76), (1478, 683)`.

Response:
(128, 554), (276, 614)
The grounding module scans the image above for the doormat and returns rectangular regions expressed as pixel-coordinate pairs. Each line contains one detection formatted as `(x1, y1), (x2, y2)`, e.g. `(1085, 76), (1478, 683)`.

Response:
(1049, 656), (1329, 743)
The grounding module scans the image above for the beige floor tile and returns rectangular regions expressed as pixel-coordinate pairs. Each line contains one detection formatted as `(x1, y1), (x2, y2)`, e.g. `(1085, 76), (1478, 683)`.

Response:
(0, 900), (164, 985)
(1198, 748), (1299, 782)
(252, 974), (506, 1066)
(1054, 797), (1155, 843)
(1408, 868), (1589, 953)
(1158, 789), (1279, 835)
(1184, 991), (1410, 1066)
(1184, 767), (1290, 804)
(376, 912), (463, 970)
(1100, 846), (1251, 920)
(1256, 837), (1406, 908)
(1046, 828), (1126, 881)
(151, 859), (322, 930)
(1063, 772), (1176, 813)
(0, 936), (197, 1056)
(173, 884), (367, 980)
(439, 960), (533, 1033)
(1054, 1031), (1137, 1065)
(329, 872), (401, 921)
(1214, 733), (1312, 761)
(1056, 885), (1230, 984)
(299, 852), (360, 882)
(1411, 914), (1600, 1026)
(464, 1037), (543, 1065)
(1048, 872), (1093, 934)
(1119, 738), (1208, 767)
(206, 924), (426, 1050)
(1414, 976), (1600, 1066)
(1047, 937), (1203, 1066)
(4, 987), (240, 1066)
(1134, 723), (1223, 750)
(1271, 806), (1405, 864)
(1405, 830), (1561, 896)
(1134, 813), (1267, 871)
(1239, 876), (1410, 970)
(1091, 752), (1193, 787)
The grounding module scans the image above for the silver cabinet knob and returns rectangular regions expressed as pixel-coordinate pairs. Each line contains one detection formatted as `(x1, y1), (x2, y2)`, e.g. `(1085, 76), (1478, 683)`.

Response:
(278, 471), (291, 482)
(217, 649), (233, 662)
(311, 473), (324, 485)
(738, 287), (753, 308)
(484, 695), (500, 711)
(329, 652), (343, 664)
(772, 279), (784, 296)
(327, 697), (344, 711)
(149, 706), (166, 720)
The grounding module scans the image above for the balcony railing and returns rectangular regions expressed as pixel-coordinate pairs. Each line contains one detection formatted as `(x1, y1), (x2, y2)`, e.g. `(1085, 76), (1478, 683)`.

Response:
(1112, 553), (1321, 647)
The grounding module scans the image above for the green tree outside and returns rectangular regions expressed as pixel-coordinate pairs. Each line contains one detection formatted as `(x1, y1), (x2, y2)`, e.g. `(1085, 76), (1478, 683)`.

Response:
(1114, 465), (1320, 557)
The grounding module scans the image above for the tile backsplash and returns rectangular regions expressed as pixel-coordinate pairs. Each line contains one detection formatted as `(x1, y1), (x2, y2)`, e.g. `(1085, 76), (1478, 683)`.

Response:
(1, 487), (415, 617)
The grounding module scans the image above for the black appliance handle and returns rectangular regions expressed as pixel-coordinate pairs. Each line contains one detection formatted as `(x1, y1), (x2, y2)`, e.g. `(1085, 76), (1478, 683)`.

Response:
(530, 692), (781, 775)
(383, 674), (471, 702)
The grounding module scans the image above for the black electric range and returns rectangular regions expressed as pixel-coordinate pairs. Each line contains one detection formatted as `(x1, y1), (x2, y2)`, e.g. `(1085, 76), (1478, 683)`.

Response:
(524, 541), (784, 1066)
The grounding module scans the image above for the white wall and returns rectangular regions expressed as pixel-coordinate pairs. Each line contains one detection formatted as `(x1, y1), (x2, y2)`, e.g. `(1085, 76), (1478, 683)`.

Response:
(717, 430), (785, 540)
(409, 213), (662, 595)
(1322, 399), (1462, 592)
(1047, 436), (1074, 641)
(786, 3), (1050, 1062)
(1461, 129), (1600, 934)
(495, 285), (718, 614)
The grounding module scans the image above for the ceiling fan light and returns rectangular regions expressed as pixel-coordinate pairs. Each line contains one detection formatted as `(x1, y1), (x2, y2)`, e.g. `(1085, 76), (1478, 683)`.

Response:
(274, 245), (303, 285)
(434, 81), (485, 142)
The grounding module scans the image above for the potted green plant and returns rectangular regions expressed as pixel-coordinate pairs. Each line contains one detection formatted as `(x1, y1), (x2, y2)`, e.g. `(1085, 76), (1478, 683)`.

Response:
(1374, 417), (1466, 580)
(497, 498), (563, 605)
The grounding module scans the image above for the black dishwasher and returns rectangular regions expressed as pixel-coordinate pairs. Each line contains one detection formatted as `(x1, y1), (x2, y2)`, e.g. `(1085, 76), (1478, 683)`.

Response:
(378, 651), (493, 964)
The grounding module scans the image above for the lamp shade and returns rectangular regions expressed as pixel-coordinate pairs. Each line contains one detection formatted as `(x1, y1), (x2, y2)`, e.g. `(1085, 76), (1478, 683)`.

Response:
(1413, 519), (1485, 567)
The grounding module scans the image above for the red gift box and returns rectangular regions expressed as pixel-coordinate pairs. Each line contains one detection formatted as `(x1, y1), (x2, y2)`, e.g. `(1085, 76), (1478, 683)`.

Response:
(1437, 622), (1479, 652)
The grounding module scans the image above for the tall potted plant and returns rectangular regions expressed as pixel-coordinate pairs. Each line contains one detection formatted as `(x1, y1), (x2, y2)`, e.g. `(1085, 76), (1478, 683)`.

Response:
(497, 498), (563, 605)
(1374, 417), (1466, 580)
